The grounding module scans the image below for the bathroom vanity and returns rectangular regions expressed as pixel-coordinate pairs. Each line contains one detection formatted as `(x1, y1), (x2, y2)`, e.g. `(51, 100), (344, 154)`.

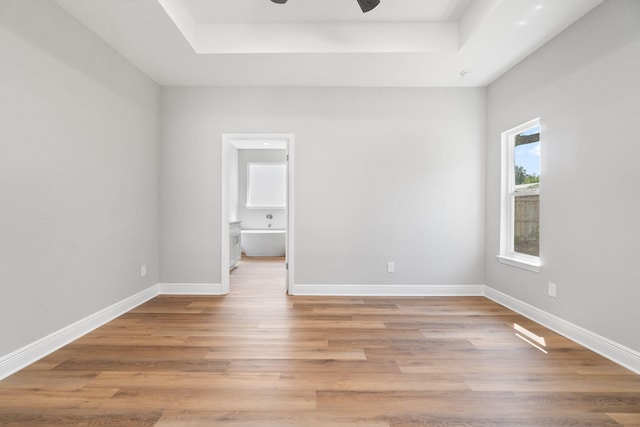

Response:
(229, 221), (242, 270)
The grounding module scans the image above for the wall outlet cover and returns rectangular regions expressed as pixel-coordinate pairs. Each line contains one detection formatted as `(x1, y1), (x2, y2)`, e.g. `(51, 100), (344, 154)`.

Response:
(548, 282), (557, 297)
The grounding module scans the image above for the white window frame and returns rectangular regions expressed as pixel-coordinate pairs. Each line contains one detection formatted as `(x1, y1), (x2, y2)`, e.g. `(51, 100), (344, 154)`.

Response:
(497, 118), (541, 272)
(246, 162), (287, 209)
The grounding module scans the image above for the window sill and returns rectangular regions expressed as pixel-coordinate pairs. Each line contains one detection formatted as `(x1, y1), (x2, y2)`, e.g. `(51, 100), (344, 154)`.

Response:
(246, 205), (286, 210)
(496, 255), (541, 273)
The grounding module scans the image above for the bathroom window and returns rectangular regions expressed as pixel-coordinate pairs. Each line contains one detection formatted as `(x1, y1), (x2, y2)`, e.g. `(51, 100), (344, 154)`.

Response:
(247, 162), (286, 209)
(498, 118), (541, 272)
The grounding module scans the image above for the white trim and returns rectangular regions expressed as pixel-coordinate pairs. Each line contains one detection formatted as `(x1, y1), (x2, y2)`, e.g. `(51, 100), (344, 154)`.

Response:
(496, 255), (541, 272)
(221, 137), (231, 294)
(286, 138), (295, 293)
(484, 286), (640, 375)
(246, 206), (286, 210)
(3, 282), (638, 380)
(221, 133), (295, 295)
(499, 118), (541, 270)
(0, 285), (159, 381)
(158, 283), (224, 295)
(290, 284), (484, 296)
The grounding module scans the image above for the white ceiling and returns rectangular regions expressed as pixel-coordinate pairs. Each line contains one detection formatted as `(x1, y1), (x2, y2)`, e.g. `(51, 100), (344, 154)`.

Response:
(181, 0), (473, 23)
(54, 0), (603, 87)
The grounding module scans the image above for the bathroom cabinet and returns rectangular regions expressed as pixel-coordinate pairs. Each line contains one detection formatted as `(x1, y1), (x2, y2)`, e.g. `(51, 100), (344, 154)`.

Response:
(229, 221), (242, 270)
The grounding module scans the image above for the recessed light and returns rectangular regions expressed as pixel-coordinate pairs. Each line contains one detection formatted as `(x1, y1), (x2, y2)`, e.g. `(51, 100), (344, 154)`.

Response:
(460, 69), (473, 78)
(263, 142), (270, 146)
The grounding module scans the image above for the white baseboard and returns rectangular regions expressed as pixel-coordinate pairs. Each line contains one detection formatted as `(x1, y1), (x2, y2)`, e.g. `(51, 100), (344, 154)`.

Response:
(3, 282), (637, 381)
(158, 283), (224, 295)
(0, 282), (225, 381)
(291, 283), (484, 296)
(484, 286), (640, 375)
(0, 285), (159, 381)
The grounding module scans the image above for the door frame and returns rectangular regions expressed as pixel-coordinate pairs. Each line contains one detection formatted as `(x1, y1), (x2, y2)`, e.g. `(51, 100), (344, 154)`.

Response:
(221, 133), (295, 294)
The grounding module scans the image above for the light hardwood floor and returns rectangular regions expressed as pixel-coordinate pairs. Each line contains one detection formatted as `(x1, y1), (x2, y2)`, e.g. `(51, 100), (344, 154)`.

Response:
(1, 256), (639, 426)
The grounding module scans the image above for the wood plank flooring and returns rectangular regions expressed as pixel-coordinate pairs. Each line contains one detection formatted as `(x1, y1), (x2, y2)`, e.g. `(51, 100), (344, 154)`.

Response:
(1, 256), (639, 426)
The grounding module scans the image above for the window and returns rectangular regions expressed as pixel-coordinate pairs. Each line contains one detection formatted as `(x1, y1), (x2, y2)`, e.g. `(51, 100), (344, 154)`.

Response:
(498, 118), (541, 272)
(247, 162), (286, 209)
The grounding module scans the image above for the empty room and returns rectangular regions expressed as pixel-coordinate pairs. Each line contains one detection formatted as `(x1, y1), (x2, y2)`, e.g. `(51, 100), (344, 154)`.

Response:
(1, 0), (639, 425)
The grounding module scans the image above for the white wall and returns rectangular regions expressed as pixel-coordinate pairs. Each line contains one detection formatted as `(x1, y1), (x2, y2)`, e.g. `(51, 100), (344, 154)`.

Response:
(4, 0), (637, 375)
(485, 0), (640, 352)
(237, 149), (287, 230)
(0, 1), (160, 357)
(160, 86), (486, 286)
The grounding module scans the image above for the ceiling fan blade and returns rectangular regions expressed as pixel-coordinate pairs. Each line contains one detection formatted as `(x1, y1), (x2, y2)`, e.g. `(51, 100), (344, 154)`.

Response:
(270, 0), (379, 13)
(357, 0), (380, 13)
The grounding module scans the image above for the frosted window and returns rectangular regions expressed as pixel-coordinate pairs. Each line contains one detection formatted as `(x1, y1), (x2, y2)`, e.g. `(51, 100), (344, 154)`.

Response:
(247, 163), (286, 208)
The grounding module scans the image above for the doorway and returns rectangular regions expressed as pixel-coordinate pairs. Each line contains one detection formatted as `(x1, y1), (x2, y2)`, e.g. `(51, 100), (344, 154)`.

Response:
(221, 133), (294, 294)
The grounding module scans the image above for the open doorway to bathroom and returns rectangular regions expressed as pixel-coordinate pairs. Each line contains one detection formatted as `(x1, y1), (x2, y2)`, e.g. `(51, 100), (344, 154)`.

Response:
(221, 134), (294, 295)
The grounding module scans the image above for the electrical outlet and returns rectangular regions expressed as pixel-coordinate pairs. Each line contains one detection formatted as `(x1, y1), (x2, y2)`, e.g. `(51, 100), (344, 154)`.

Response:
(387, 262), (395, 273)
(548, 282), (557, 298)
(141, 265), (147, 277)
